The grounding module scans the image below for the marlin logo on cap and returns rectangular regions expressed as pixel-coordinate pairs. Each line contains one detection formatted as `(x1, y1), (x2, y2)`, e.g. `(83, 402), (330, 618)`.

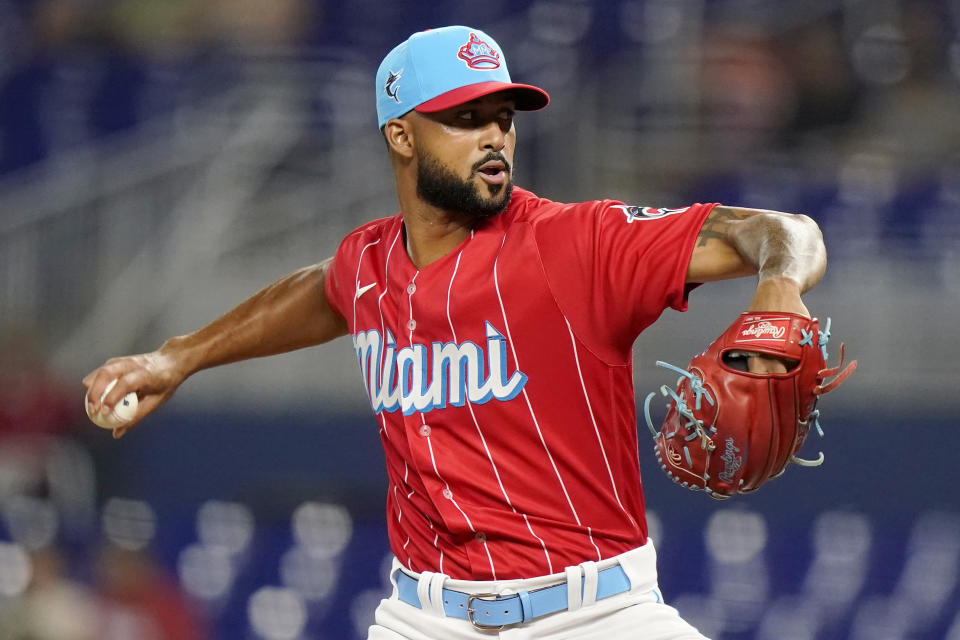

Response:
(384, 68), (403, 104)
(458, 32), (501, 70)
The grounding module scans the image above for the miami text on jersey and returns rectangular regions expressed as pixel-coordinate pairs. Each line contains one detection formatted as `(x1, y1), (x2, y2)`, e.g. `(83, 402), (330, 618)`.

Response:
(352, 321), (528, 416)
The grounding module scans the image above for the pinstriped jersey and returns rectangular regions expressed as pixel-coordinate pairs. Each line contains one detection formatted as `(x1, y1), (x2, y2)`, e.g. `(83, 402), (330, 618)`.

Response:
(325, 187), (716, 580)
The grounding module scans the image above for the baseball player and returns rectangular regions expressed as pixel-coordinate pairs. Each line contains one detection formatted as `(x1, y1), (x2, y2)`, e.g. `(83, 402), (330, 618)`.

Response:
(84, 26), (828, 639)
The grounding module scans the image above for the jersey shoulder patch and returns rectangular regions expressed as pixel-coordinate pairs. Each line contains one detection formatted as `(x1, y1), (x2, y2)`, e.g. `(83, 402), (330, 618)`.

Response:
(610, 204), (690, 223)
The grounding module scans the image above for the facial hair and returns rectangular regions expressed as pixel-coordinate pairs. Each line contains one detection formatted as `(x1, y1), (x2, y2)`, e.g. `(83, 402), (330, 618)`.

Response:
(415, 147), (513, 225)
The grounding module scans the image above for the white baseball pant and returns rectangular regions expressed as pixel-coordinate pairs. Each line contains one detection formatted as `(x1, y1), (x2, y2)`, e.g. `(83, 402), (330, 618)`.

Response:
(367, 540), (709, 639)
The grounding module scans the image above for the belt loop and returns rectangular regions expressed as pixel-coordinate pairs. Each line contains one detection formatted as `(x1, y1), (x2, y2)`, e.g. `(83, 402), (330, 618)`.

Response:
(565, 566), (583, 611)
(580, 561), (599, 607)
(389, 562), (401, 593)
(416, 571), (443, 617)
(416, 571), (434, 610)
(428, 573), (447, 617)
(518, 589), (533, 621)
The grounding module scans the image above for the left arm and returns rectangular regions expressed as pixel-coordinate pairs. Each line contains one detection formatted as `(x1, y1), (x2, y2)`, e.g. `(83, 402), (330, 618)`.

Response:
(686, 205), (826, 315)
(686, 205), (827, 371)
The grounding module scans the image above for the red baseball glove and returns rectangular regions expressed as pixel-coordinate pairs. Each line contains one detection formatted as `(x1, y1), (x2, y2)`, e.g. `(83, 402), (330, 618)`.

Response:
(643, 311), (856, 499)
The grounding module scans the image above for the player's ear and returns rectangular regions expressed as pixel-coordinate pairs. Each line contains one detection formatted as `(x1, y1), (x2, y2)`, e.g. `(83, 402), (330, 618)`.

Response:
(384, 118), (414, 159)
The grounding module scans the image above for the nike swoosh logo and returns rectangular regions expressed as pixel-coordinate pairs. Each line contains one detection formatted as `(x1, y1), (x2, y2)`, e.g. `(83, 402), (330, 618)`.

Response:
(356, 282), (377, 299)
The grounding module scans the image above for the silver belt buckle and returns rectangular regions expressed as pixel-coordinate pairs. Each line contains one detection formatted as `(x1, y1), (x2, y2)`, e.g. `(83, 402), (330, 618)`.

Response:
(466, 593), (507, 631)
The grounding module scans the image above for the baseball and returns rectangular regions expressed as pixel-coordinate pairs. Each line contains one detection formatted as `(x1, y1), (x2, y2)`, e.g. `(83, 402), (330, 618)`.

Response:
(85, 378), (138, 430)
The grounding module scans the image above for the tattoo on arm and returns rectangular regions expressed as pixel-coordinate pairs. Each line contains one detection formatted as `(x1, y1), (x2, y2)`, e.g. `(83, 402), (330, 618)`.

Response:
(696, 207), (748, 247)
(726, 209), (827, 292)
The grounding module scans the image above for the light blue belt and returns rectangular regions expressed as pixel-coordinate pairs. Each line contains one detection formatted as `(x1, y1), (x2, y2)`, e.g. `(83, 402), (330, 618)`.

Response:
(395, 564), (632, 630)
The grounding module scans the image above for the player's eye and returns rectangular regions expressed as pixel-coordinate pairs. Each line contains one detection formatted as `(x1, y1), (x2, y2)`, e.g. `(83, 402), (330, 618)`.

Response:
(457, 111), (474, 121)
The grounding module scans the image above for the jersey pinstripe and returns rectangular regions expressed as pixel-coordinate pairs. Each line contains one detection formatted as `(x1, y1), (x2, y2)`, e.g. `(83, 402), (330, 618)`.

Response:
(325, 187), (716, 580)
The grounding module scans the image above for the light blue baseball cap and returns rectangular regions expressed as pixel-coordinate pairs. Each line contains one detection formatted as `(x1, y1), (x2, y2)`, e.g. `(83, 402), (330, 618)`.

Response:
(375, 26), (549, 129)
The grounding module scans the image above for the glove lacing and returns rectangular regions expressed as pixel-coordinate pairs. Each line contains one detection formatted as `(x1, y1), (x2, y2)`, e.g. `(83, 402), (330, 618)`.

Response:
(791, 317), (837, 467)
(644, 361), (716, 453)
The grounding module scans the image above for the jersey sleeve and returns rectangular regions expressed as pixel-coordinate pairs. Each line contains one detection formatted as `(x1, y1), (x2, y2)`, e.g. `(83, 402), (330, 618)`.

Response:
(322, 214), (399, 331)
(324, 239), (352, 326)
(533, 199), (717, 363)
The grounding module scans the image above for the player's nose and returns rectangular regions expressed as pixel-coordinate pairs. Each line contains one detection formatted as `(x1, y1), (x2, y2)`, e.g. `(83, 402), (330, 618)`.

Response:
(478, 119), (507, 152)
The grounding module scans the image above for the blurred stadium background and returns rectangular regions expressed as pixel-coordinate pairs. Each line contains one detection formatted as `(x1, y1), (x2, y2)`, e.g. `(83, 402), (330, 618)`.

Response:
(0, 0), (958, 638)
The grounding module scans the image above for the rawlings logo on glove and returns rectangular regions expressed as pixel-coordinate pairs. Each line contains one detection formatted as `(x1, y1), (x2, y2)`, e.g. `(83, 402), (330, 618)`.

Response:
(643, 311), (857, 499)
(739, 319), (787, 340)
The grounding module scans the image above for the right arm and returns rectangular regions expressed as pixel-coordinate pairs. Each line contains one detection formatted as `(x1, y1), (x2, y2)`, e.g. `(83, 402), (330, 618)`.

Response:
(83, 258), (348, 437)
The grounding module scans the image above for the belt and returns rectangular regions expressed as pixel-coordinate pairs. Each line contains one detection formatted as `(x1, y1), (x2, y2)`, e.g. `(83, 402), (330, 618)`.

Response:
(395, 564), (632, 630)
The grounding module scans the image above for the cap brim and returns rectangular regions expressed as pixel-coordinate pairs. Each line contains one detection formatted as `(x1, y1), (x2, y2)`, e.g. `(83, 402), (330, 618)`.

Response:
(415, 81), (549, 114)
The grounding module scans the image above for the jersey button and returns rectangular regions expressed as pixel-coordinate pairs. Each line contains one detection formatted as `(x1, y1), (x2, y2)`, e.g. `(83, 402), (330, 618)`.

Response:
(407, 319), (417, 331)
(419, 424), (431, 437)
(406, 283), (417, 295)
(442, 488), (453, 500)
(474, 532), (486, 543)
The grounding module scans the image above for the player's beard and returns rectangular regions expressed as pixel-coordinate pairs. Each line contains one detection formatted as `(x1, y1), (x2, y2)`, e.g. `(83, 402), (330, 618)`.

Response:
(415, 147), (513, 226)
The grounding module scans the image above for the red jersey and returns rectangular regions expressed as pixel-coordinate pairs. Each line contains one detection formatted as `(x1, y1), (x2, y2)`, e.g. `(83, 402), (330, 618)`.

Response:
(325, 187), (715, 580)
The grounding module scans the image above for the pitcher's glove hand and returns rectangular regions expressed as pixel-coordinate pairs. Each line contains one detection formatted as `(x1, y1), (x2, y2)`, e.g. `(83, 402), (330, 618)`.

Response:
(643, 311), (857, 499)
